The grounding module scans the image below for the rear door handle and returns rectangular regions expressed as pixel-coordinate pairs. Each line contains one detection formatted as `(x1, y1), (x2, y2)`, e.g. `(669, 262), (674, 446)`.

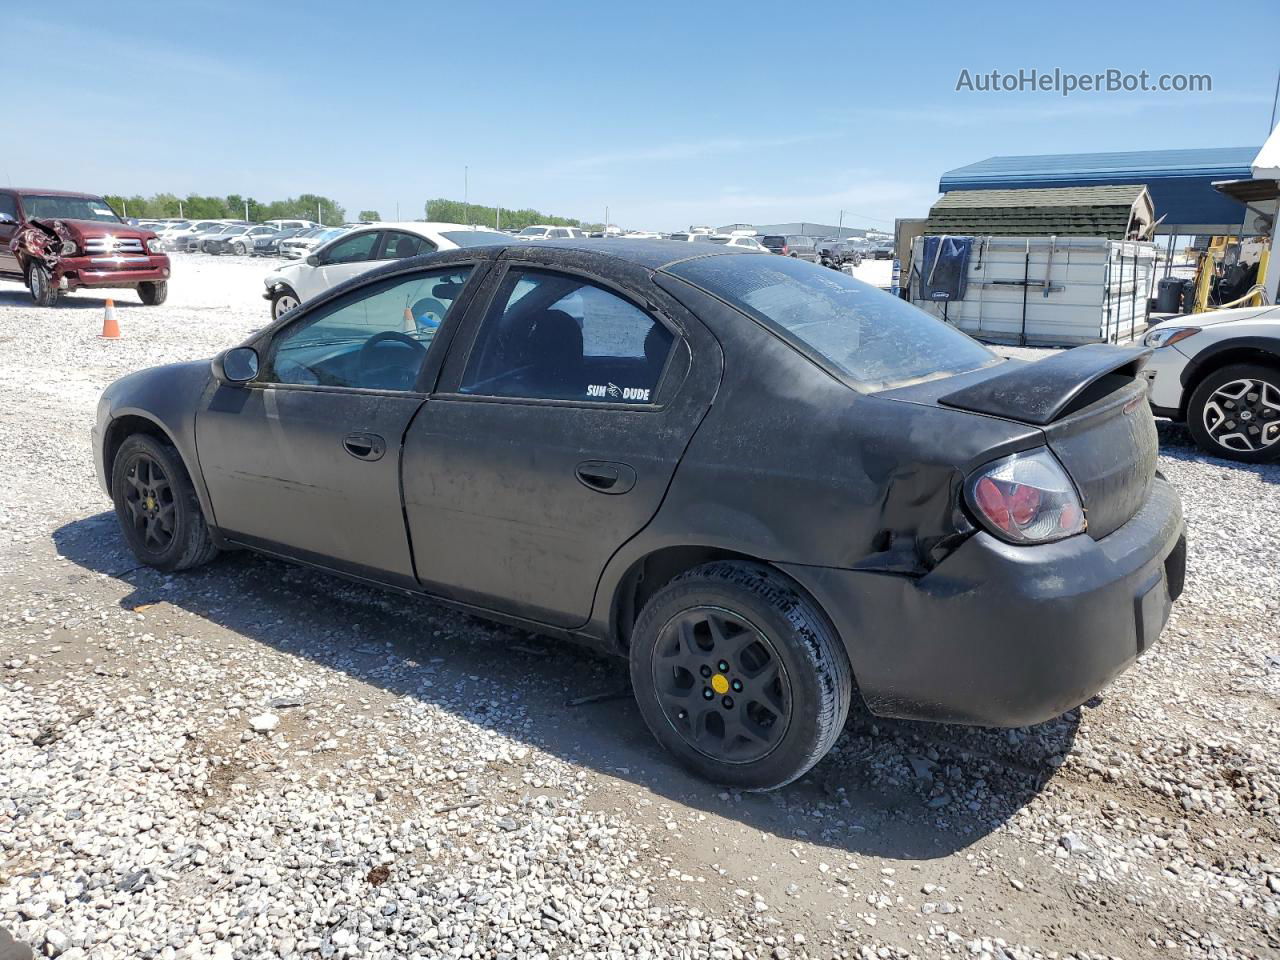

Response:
(343, 432), (385, 461)
(576, 460), (636, 494)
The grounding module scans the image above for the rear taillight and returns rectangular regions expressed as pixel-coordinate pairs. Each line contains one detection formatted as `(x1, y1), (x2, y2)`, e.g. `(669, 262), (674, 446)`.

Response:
(781, 245), (789, 255)
(966, 448), (1085, 544)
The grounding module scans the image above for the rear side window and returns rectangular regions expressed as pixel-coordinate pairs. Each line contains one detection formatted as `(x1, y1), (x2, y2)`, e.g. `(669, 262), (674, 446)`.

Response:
(0, 193), (16, 221)
(668, 254), (996, 391)
(380, 231), (433, 259)
(460, 269), (674, 403)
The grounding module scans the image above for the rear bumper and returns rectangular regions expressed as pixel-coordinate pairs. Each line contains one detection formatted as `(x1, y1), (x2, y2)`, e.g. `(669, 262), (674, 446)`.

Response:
(56, 254), (170, 290)
(784, 477), (1185, 727)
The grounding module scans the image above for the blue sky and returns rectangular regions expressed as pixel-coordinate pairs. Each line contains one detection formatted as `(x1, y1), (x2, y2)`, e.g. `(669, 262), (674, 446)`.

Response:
(8, 1), (1279, 230)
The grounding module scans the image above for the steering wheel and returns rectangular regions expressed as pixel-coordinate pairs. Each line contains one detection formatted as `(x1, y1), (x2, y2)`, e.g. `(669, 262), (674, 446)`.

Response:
(357, 330), (428, 388)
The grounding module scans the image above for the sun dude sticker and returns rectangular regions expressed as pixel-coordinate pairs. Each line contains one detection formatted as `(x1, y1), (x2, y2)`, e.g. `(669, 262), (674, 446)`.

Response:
(587, 382), (651, 402)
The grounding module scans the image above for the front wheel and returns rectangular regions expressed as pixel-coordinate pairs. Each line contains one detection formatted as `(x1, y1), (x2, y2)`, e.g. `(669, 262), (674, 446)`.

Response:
(27, 262), (58, 307)
(233, 241), (248, 255)
(630, 561), (852, 791)
(1186, 363), (1280, 462)
(270, 286), (300, 321)
(110, 434), (219, 572)
(138, 281), (168, 306)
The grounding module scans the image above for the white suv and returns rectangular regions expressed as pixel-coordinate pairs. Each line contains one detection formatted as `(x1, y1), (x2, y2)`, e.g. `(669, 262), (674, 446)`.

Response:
(516, 225), (585, 241)
(1142, 303), (1280, 462)
(263, 222), (504, 320)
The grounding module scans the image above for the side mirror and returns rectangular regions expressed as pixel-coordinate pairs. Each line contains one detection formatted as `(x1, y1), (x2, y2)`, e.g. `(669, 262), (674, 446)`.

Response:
(211, 346), (259, 386)
(306, 254), (320, 267)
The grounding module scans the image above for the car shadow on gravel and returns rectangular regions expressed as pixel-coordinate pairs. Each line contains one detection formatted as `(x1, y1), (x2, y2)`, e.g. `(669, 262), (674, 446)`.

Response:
(0, 289), (147, 309)
(1155, 419), (1279, 484)
(54, 512), (1078, 862)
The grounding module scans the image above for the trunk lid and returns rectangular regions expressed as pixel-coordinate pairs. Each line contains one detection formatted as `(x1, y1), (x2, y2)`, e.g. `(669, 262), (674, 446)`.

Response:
(884, 344), (1158, 540)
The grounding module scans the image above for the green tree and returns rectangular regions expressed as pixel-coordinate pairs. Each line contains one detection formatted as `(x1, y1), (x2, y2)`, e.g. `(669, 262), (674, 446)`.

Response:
(358, 210), (381, 222)
(424, 198), (584, 230)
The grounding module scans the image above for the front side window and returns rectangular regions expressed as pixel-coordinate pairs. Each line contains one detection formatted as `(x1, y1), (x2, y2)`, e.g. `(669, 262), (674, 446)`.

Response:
(668, 254), (997, 391)
(460, 269), (674, 403)
(322, 231), (379, 264)
(267, 266), (472, 391)
(0, 193), (17, 221)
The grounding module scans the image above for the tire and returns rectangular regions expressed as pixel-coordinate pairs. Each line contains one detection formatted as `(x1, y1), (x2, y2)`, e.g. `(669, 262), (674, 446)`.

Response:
(26, 261), (58, 307)
(110, 434), (219, 572)
(233, 241), (247, 255)
(270, 286), (301, 321)
(629, 561), (852, 791)
(1186, 362), (1280, 463)
(138, 281), (168, 306)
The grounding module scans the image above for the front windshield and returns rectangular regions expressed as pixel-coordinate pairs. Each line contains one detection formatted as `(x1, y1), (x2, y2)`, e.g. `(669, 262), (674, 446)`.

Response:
(442, 230), (506, 247)
(668, 254), (998, 391)
(21, 194), (122, 223)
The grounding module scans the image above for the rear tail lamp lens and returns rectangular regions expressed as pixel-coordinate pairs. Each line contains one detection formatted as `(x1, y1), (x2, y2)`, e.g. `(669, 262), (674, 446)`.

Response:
(966, 448), (1085, 544)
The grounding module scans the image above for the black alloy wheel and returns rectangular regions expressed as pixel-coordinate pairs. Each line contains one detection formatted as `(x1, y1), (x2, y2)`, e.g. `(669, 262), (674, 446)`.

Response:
(652, 605), (791, 764)
(120, 451), (177, 554)
(630, 561), (852, 790)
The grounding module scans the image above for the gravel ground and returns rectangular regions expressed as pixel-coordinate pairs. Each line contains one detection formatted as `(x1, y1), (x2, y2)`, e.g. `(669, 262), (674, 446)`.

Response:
(1, 255), (1278, 960)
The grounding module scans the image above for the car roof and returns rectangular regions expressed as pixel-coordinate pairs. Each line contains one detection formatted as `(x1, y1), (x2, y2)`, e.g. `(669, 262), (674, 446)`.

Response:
(10, 188), (107, 198)
(477, 237), (753, 270)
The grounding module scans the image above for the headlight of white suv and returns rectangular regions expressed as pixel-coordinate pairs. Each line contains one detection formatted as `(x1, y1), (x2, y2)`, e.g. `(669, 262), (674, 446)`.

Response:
(1143, 325), (1201, 348)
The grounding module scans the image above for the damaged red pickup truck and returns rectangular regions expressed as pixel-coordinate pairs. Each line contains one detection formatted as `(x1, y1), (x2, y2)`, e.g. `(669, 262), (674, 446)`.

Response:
(0, 189), (170, 307)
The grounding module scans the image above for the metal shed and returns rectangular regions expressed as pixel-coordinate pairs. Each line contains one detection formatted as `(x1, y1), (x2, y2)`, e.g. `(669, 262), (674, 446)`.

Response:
(939, 147), (1259, 234)
(925, 185), (1154, 238)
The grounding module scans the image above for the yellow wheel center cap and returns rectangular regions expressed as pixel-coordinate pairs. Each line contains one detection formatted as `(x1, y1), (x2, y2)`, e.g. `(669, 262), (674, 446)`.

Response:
(711, 674), (730, 695)
(145, 496), (156, 511)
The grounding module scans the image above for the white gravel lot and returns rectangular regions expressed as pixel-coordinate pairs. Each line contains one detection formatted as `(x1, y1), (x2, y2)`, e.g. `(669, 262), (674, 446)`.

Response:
(1, 255), (1278, 960)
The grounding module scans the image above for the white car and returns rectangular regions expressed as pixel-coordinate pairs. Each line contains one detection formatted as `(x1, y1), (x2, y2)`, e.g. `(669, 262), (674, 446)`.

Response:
(279, 226), (346, 260)
(705, 234), (768, 252)
(516, 225), (585, 241)
(263, 222), (505, 320)
(1142, 303), (1280, 462)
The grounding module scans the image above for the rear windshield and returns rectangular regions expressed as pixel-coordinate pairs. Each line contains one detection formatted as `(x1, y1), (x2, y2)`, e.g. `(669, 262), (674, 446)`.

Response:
(668, 254), (997, 390)
(761, 236), (785, 246)
(21, 194), (122, 223)
(441, 230), (506, 247)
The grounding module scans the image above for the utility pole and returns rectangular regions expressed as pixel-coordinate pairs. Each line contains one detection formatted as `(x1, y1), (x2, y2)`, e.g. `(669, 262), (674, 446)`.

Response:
(178, 200), (184, 218)
(464, 166), (469, 226)
(395, 202), (400, 221)
(317, 201), (322, 226)
(605, 205), (609, 231)
(497, 205), (502, 230)
(244, 200), (250, 222)
(837, 209), (844, 238)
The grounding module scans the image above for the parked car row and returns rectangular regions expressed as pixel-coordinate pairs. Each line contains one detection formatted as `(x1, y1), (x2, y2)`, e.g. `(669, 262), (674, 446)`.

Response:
(135, 218), (328, 257)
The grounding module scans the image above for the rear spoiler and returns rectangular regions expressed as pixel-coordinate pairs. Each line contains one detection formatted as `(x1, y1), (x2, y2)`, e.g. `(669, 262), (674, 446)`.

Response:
(937, 343), (1152, 426)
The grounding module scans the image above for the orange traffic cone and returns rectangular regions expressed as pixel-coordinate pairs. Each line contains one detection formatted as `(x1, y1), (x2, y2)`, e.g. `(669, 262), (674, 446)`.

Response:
(100, 299), (120, 339)
(402, 306), (416, 332)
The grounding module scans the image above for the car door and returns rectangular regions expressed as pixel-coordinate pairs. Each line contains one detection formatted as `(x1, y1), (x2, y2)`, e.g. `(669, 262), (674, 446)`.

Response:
(195, 260), (485, 586)
(0, 192), (20, 278)
(401, 256), (721, 627)
(301, 229), (382, 299)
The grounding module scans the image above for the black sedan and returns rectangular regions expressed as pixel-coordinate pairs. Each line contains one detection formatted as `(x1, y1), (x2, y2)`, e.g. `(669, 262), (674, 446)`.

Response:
(93, 240), (1186, 790)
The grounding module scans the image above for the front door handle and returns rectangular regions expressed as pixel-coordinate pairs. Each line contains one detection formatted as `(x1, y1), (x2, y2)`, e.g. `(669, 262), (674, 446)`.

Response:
(342, 432), (386, 461)
(576, 460), (636, 495)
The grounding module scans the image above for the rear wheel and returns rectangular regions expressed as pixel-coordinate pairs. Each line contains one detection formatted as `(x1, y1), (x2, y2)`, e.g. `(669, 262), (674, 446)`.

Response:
(110, 434), (218, 572)
(630, 561), (852, 790)
(233, 241), (248, 255)
(271, 286), (301, 320)
(26, 262), (58, 307)
(138, 281), (168, 306)
(1186, 363), (1280, 463)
